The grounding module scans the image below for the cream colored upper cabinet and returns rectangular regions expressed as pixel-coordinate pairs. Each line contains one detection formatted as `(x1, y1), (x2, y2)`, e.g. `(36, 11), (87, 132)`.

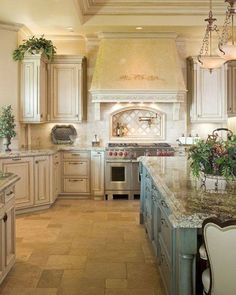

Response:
(48, 55), (87, 122)
(187, 57), (227, 123)
(20, 53), (48, 123)
(91, 151), (104, 197)
(34, 156), (50, 205)
(0, 157), (34, 209)
(226, 61), (236, 117)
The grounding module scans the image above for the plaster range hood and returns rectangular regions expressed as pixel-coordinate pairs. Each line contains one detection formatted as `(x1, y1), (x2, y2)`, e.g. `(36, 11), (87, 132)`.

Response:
(90, 32), (187, 120)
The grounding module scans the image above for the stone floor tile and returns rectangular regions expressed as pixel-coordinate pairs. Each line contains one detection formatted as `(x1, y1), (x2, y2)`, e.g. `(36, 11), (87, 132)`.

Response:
(0, 288), (58, 295)
(37, 269), (64, 288)
(46, 255), (87, 270)
(84, 262), (126, 279)
(106, 279), (128, 289)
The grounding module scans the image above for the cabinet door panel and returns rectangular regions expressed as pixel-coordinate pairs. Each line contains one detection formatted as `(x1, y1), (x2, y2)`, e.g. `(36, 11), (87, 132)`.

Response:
(91, 151), (104, 196)
(50, 64), (79, 121)
(1, 158), (34, 209)
(4, 205), (15, 268)
(0, 216), (5, 278)
(35, 156), (50, 205)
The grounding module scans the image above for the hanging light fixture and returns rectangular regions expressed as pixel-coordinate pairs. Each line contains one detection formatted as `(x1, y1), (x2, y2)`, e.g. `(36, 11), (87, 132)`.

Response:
(198, 0), (225, 71)
(218, 0), (236, 60)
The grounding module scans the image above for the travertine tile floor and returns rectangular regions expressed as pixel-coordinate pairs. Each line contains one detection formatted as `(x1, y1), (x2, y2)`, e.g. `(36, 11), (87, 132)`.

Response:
(0, 199), (165, 295)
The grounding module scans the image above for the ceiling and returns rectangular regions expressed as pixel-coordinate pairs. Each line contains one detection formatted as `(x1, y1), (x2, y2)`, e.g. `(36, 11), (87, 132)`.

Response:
(0, 0), (230, 37)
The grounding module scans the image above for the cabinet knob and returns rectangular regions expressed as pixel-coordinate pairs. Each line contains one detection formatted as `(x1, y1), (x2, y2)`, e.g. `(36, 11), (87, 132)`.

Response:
(229, 107), (232, 112)
(35, 161), (39, 164)
(6, 191), (13, 197)
(40, 114), (43, 118)
(76, 114), (79, 118)
(3, 213), (8, 223)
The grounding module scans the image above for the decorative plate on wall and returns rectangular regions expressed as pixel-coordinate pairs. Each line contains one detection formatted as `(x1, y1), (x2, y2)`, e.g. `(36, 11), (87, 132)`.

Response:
(51, 125), (77, 144)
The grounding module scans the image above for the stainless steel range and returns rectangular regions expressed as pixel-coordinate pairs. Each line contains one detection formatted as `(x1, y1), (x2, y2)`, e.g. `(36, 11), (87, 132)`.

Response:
(105, 143), (175, 200)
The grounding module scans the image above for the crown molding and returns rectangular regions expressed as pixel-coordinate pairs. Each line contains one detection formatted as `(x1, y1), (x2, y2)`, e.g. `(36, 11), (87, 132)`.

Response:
(39, 34), (85, 41)
(98, 32), (178, 40)
(77, 0), (227, 16)
(0, 21), (23, 32)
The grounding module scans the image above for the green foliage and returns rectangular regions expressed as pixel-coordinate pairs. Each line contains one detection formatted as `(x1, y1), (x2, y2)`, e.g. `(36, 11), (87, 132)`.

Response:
(188, 138), (236, 180)
(13, 35), (56, 61)
(0, 105), (16, 140)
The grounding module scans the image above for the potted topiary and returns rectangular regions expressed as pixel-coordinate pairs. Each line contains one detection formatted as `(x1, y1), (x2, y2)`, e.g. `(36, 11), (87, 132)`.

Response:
(0, 105), (16, 152)
(12, 35), (56, 61)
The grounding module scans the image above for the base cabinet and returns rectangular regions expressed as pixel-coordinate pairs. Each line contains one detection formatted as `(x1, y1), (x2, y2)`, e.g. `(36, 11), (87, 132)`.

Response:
(62, 151), (90, 196)
(0, 185), (16, 285)
(51, 153), (61, 203)
(0, 157), (34, 209)
(34, 156), (50, 205)
(91, 151), (104, 197)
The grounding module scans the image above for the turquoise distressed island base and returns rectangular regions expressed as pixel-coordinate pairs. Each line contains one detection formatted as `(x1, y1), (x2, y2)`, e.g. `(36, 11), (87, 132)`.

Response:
(138, 156), (236, 295)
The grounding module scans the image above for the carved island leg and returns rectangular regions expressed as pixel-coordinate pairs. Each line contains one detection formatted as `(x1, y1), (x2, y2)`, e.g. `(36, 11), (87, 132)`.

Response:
(175, 228), (198, 295)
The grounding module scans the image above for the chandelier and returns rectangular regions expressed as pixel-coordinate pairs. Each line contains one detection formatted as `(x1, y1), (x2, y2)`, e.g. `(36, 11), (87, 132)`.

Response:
(198, 0), (225, 71)
(218, 0), (236, 60)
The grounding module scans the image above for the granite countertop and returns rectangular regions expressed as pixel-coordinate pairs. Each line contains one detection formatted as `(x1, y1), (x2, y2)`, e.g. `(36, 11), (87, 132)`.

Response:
(139, 156), (236, 228)
(0, 145), (105, 158)
(0, 173), (20, 193)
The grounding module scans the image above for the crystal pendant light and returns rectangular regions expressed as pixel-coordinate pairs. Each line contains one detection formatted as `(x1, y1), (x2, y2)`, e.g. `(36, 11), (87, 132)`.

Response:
(218, 0), (236, 60)
(198, 0), (225, 71)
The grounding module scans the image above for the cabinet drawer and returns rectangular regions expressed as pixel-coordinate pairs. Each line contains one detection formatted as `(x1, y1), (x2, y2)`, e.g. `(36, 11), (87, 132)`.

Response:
(159, 209), (172, 261)
(63, 151), (90, 160)
(159, 237), (172, 295)
(64, 178), (89, 193)
(63, 160), (89, 176)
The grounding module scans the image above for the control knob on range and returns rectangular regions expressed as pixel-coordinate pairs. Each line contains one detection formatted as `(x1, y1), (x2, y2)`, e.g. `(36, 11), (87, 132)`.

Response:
(124, 151), (128, 157)
(109, 151), (113, 156)
(114, 151), (118, 156)
(119, 151), (123, 157)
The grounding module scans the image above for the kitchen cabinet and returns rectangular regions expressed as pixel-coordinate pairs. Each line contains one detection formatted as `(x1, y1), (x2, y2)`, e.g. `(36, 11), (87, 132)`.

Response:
(20, 53), (48, 123)
(51, 152), (61, 203)
(91, 151), (104, 198)
(0, 157), (34, 209)
(187, 57), (227, 123)
(226, 60), (236, 116)
(0, 185), (16, 284)
(62, 151), (90, 196)
(48, 55), (87, 122)
(34, 156), (50, 205)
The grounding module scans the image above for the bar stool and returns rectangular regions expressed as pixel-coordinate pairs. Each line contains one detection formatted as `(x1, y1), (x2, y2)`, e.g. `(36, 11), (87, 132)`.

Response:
(200, 217), (236, 295)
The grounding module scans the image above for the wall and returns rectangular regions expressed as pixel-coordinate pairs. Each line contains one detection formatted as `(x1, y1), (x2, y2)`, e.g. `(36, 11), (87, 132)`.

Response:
(27, 34), (227, 148)
(0, 26), (22, 150)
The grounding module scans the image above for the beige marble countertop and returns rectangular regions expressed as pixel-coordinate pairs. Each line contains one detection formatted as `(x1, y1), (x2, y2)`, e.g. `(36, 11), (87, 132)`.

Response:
(0, 145), (105, 159)
(139, 156), (236, 228)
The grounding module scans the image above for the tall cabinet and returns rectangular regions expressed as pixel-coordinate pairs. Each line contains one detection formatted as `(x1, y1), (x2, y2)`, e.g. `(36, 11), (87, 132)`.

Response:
(48, 55), (87, 122)
(20, 53), (48, 123)
(187, 57), (227, 123)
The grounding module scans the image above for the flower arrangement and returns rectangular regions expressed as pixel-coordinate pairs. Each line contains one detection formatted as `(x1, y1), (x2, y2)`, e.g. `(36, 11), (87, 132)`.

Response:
(188, 137), (236, 180)
(0, 105), (16, 151)
(13, 35), (56, 61)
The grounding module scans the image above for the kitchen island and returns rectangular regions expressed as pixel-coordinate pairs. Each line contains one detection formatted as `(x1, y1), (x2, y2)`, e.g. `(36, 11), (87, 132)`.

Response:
(139, 156), (236, 295)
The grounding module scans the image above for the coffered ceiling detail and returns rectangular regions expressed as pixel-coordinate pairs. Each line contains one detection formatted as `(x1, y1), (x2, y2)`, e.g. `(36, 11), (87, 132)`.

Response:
(78, 0), (227, 16)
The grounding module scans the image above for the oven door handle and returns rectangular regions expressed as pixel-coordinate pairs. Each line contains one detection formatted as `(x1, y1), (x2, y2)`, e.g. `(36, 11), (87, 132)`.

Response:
(106, 160), (132, 163)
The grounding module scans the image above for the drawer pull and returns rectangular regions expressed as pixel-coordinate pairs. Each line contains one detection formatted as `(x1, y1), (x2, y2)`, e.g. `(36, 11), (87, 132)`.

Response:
(68, 179), (84, 182)
(69, 162), (83, 165)
(55, 162), (59, 165)
(3, 213), (8, 223)
(6, 191), (13, 196)
(161, 200), (168, 208)
(71, 154), (80, 157)
(12, 158), (21, 161)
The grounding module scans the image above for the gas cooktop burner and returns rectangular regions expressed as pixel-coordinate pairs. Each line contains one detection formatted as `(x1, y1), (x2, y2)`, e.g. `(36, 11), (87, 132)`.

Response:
(107, 142), (171, 148)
